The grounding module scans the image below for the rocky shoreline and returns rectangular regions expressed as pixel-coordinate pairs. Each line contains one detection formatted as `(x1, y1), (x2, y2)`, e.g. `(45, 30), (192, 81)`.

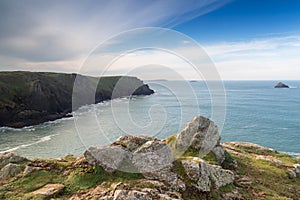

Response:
(0, 71), (154, 128)
(0, 116), (299, 199)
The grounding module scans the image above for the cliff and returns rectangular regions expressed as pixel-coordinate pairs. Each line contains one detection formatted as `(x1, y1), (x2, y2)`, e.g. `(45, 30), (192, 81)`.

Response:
(0, 116), (299, 200)
(0, 71), (154, 128)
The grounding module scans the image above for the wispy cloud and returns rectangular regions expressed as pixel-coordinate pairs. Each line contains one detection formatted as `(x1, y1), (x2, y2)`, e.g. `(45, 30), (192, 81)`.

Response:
(204, 35), (300, 80)
(0, 0), (230, 70)
(79, 34), (300, 80)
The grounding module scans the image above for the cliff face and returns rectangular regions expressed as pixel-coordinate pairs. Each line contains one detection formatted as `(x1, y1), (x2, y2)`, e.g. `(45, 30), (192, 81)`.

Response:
(0, 71), (154, 128)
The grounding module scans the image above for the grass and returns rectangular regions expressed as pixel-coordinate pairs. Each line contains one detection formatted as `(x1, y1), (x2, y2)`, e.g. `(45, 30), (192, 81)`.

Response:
(1, 170), (64, 200)
(64, 165), (144, 194)
(224, 143), (300, 199)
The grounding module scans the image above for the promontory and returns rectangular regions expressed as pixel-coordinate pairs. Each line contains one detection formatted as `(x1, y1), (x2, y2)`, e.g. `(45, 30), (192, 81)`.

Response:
(0, 71), (154, 128)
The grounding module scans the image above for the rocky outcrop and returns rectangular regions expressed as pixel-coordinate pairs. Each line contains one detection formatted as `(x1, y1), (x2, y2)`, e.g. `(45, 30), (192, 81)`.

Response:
(84, 135), (178, 188)
(69, 181), (183, 200)
(84, 116), (234, 193)
(274, 82), (289, 88)
(0, 163), (24, 180)
(172, 115), (226, 164)
(181, 157), (234, 192)
(0, 71), (154, 128)
(0, 152), (41, 182)
(0, 152), (27, 168)
(1, 129), (300, 199)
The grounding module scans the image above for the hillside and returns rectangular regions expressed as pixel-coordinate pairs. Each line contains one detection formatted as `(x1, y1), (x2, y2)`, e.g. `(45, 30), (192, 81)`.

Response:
(0, 71), (154, 128)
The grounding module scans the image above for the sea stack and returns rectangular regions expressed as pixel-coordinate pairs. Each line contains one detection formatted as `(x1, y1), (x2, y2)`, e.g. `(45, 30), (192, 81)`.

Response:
(274, 82), (289, 88)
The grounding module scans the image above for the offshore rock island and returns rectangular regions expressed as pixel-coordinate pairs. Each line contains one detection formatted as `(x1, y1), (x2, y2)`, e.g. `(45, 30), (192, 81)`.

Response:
(0, 116), (299, 199)
(0, 71), (154, 128)
(274, 82), (289, 88)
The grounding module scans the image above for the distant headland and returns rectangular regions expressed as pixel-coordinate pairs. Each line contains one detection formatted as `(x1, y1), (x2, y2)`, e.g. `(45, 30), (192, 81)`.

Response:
(0, 71), (154, 128)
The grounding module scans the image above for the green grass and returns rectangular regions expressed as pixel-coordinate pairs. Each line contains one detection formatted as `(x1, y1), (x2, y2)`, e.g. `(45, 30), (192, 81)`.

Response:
(64, 165), (144, 194)
(225, 143), (300, 199)
(0, 170), (64, 200)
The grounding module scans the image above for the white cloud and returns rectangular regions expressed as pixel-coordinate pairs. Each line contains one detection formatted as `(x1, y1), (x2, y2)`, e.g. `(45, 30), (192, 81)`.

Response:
(203, 35), (300, 80)
(19, 34), (298, 81)
(0, 0), (230, 70)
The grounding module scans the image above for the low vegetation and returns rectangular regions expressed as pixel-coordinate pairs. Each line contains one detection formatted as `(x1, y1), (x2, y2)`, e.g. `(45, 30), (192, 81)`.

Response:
(0, 142), (299, 199)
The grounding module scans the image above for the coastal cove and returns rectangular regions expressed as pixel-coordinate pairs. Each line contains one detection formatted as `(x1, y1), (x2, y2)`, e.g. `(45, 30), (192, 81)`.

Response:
(0, 80), (299, 158)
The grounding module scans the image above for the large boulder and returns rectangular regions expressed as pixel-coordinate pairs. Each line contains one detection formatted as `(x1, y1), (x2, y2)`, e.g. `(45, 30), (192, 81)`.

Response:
(84, 135), (174, 174)
(181, 157), (234, 192)
(174, 116), (225, 163)
(84, 146), (129, 173)
(132, 140), (174, 173)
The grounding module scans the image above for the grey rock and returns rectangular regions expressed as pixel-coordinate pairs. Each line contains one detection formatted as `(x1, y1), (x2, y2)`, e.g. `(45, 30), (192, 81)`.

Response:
(31, 183), (65, 197)
(113, 190), (152, 200)
(293, 164), (300, 174)
(212, 145), (226, 164)
(143, 167), (184, 191)
(0, 152), (27, 169)
(111, 188), (182, 200)
(175, 116), (220, 157)
(113, 135), (155, 152)
(23, 165), (41, 175)
(132, 140), (174, 173)
(182, 157), (234, 192)
(288, 169), (297, 179)
(131, 140), (183, 189)
(84, 146), (129, 173)
(0, 163), (24, 180)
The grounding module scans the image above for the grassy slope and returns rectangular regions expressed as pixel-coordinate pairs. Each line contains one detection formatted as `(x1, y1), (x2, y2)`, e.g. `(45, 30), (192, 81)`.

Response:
(223, 142), (300, 199)
(0, 142), (299, 199)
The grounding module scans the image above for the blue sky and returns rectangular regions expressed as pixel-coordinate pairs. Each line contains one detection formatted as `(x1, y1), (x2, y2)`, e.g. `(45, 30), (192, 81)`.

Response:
(175, 0), (300, 43)
(0, 0), (299, 80)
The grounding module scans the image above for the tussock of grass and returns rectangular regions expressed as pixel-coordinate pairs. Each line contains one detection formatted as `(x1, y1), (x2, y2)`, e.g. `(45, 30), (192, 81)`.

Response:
(64, 165), (144, 194)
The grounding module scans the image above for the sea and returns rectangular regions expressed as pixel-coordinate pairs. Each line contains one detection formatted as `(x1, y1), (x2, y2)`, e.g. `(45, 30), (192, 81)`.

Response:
(0, 81), (299, 158)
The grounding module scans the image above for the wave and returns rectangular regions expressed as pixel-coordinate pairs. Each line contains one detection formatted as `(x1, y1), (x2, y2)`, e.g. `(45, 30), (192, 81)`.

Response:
(284, 151), (300, 157)
(241, 125), (257, 129)
(0, 134), (59, 154)
(0, 125), (36, 133)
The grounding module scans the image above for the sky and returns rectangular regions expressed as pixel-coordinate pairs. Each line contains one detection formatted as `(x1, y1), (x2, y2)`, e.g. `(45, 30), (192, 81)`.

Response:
(0, 0), (299, 80)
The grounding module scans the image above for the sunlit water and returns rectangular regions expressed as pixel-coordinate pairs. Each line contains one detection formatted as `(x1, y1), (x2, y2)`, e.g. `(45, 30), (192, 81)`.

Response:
(0, 81), (299, 158)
